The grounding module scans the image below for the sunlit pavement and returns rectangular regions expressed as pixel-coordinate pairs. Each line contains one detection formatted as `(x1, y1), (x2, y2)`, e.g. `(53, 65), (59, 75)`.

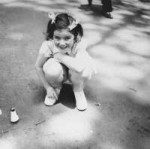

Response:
(0, 0), (150, 149)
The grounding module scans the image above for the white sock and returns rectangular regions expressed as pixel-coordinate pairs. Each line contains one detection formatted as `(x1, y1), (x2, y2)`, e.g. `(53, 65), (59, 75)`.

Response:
(74, 90), (86, 101)
(74, 90), (87, 110)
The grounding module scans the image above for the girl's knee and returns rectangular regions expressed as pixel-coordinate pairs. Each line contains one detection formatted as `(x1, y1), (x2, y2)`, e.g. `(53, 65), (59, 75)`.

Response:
(43, 59), (63, 77)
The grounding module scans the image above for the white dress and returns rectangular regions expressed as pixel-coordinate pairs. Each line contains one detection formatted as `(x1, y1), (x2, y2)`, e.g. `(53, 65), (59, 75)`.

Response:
(39, 38), (97, 79)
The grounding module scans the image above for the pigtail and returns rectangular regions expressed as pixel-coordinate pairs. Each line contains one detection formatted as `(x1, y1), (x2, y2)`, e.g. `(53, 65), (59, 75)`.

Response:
(70, 23), (83, 42)
(76, 23), (83, 37)
(45, 12), (57, 40)
(68, 14), (83, 40)
(46, 21), (55, 40)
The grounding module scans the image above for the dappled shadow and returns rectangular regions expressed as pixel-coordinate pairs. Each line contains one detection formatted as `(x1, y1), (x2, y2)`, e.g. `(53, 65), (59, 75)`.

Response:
(82, 1), (150, 101)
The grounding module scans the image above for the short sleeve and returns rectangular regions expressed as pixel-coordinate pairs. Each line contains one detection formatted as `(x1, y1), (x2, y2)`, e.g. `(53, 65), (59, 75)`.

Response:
(39, 41), (52, 57)
(75, 38), (88, 53)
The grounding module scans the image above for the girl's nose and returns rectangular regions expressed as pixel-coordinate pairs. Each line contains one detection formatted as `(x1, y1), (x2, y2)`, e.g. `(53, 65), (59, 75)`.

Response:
(59, 40), (66, 46)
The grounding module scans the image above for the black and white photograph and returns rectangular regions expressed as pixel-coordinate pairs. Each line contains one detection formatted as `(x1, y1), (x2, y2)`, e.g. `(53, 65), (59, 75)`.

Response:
(0, 0), (150, 148)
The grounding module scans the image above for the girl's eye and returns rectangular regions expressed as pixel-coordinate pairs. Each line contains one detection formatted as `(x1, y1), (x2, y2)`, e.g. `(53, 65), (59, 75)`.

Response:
(64, 37), (71, 40)
(54, 36), (60, 40)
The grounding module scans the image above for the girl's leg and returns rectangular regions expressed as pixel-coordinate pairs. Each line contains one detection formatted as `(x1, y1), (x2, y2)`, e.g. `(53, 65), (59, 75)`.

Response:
(43, 58), (67, 105)
(69, 70), (88, 111)
(43, 58), (67, 88)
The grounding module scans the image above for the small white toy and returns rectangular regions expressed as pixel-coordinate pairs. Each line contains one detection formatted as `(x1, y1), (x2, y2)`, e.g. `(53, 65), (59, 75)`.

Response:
(10, 107), (19, 123)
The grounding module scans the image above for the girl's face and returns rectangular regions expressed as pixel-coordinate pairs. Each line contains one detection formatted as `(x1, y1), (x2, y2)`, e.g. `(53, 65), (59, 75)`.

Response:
(53, 29), (75, 54)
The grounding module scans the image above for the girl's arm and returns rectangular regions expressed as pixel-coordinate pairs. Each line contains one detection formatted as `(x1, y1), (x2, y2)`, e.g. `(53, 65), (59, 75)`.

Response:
(35, 54), (51, 90)
(54, 49), (97, 79)
(56, 38), (89, 73)
(54, 52), (85, 73)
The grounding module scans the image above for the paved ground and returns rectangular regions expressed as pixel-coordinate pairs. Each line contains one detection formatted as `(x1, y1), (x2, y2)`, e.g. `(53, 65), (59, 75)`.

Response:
(0, 0), (150, 148)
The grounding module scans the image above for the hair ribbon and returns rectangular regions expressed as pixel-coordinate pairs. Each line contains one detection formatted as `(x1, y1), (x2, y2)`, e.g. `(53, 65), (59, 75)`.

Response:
(68, 18), (79, 30)
(48, 12), (56, 24)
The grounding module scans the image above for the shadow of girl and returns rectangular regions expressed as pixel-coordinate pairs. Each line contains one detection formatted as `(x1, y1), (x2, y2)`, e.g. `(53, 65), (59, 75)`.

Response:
(58, 84), (76, 109)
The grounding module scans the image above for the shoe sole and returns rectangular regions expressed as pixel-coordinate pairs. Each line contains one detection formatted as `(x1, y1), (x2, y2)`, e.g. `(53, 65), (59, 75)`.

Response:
(77, 107), (87, 111)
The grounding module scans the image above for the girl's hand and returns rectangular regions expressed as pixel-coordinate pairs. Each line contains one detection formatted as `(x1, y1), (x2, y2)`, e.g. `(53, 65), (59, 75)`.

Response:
(46, 86), (58, 100)
(54, 52), (65, 62)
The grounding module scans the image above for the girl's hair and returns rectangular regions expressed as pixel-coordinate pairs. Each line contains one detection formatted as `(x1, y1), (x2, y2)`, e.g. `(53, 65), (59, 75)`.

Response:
(46, 13), (83, 41)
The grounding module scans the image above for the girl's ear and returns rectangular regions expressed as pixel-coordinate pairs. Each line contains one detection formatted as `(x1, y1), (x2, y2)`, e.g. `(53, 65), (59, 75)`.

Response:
(75, 34), (81, 43)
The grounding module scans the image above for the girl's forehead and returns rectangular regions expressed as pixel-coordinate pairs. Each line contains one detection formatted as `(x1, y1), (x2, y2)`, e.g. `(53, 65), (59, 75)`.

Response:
(54, 29), (73, 36)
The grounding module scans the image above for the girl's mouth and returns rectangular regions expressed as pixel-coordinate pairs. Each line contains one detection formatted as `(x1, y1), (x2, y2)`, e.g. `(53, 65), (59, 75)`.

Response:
(58, 47), (70, 54)
(60, 47), (66, 49)
(59, 46), (68, 50)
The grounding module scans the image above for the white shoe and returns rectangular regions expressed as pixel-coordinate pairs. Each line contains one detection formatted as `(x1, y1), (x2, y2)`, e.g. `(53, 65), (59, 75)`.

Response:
(10, 107), (19, 123)
(44, 96), (56, 106)
(74, 91), (87, 111)
(44, 88), (61, 106)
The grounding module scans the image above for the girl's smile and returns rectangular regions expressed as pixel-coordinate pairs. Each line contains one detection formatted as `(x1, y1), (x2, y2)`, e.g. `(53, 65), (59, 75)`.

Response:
(53, 29), (75, 53)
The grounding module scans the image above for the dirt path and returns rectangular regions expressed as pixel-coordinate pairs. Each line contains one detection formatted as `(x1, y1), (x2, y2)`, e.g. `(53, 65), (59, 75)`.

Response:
(0, 0), (150, 148)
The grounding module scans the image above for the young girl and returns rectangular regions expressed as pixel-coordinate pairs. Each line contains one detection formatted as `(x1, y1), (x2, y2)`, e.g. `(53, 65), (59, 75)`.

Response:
(35, 12), (96, 111)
